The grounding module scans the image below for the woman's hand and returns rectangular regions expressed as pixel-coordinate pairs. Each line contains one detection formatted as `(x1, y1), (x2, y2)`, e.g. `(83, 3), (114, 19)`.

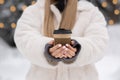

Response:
(48, 40), (77, 59)
(63, 43), (77, 58)
(48, 40), (63, 58)
(49, 44), (63, 58)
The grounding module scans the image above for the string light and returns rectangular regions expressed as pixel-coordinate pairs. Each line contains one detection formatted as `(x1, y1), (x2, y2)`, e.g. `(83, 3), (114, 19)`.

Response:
(102, 1), (108, 8)
(11, 23), (16, 28)
(0, 23), (4, 28)
(112, 0), (118, 5)
(10, 5), (16, 12)
(114, 9), (120, 15)
(0, 0), (119, 28)
(0, 0), (4, 4)
(108, 19), (115, 25)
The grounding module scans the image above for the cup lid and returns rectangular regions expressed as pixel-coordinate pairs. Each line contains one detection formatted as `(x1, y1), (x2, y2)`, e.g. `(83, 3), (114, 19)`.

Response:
(53, 29), (72, 34)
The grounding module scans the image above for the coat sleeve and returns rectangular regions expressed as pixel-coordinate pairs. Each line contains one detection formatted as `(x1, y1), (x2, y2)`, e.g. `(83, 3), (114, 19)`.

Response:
(70, 7), (109, 67)
(14, 5), (54, 67)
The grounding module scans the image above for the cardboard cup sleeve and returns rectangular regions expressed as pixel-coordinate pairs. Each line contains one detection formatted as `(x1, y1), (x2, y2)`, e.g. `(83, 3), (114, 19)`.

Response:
(53, 29), (72, 45)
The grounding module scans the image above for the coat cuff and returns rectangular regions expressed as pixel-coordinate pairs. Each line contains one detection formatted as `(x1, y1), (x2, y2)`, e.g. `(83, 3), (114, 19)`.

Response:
(44, 44), (61, 66)
(62, 39), (81, 64)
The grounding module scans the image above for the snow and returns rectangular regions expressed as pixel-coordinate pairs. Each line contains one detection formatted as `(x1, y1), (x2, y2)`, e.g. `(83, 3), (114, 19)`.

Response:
(0, 24), (120, 80)
(95, 24), (120, 80)
(0, 38), (30, 80)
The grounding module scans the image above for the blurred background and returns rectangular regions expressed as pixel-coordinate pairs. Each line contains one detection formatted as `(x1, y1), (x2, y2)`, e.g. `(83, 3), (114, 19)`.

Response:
(0, 0), (120, 80)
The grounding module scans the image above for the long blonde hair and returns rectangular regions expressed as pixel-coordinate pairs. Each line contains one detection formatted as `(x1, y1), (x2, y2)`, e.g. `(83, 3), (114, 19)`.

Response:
(44, 0), (77, 37)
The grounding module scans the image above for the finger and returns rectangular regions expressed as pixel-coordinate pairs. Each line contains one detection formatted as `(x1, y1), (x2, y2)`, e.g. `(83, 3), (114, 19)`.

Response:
(52, 47), (63, 58)
(67, 49), (76, 57)
(64, 52), (73, 58)
(66, 44), (77, 52)
(55, 51), (63, 58)
(61, 54), (66, 58)
(62, 54), (67, 58)
(62, 47), (76, 58)
(61, 49), (68, 58)
(61, 50), (67, 58)
(48, 40), (54, 45)
(59, 54), (64, 58)
(63, 52), (68, 58)
(63, 48), (73, 58)
(49, 44), (62, 53)
(55, 53), (63, 58)
(54, 46), (67, 58)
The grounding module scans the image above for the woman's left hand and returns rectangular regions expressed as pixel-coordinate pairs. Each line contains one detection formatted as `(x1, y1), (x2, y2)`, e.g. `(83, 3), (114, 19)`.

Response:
(62, 43), (77, 58)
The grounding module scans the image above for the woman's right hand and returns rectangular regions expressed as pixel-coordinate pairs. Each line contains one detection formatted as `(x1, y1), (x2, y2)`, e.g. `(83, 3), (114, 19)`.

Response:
(49, 44), (63, 58)
(48, 40), (65, 58)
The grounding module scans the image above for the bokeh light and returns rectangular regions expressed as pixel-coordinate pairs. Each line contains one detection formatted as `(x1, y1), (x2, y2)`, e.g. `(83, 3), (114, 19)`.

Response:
(108, 19), (115, 25)
(102, 1), (108, 8)
(0, 0), (4, 4)
(114, 9), (120, 15)
(112, 0), (118, 5)
(10, 5), (16, 12)
(11, 23), (16, 28)
(0, 23), (4, 28)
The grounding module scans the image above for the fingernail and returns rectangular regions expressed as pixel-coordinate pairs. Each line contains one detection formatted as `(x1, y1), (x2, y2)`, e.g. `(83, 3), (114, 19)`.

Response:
(66, 44), (69, 47)
(58, 44), (62, 47)
(63, 46), (66, 49)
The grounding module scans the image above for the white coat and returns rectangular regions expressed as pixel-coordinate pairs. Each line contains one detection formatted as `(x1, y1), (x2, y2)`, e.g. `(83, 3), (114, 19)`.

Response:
(14, 0), (109, 80)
